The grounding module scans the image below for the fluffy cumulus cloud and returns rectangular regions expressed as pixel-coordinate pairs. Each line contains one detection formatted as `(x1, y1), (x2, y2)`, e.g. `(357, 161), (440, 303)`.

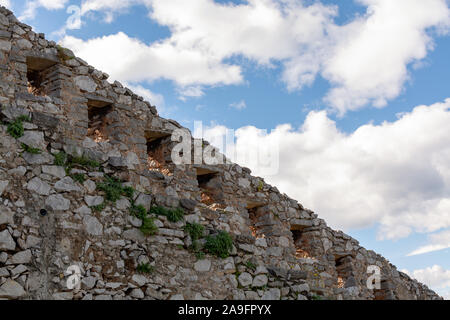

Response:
(20, 0), (69, 20)
(60, 0), (450, 112)
(0, 0), (10, 9)
(402, 265), (450, 299)
(60, 32), (243, 88)
(203, 99), (450, 240)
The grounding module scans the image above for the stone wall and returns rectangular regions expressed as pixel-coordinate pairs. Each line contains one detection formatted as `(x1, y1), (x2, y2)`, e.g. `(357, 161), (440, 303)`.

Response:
(0, 6), (442, 300)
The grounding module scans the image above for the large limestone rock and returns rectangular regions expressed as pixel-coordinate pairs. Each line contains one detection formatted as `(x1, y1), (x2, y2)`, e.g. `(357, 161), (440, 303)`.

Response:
(0, 280), (26, 299)
(0, 230), (16, 251)
(74, 76), (97, 92)
(83, 215), (103, 236)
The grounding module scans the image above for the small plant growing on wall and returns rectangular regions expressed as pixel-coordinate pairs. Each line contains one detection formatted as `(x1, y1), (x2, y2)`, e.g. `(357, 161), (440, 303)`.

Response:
(137, 263), (154, 274)
(149, 205), (185, 223)
(204, 231), (233, 259)
(7, 115), (30, 139)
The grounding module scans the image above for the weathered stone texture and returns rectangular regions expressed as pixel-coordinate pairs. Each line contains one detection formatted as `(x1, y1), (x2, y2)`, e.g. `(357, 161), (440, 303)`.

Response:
(0, 6), (441, 301)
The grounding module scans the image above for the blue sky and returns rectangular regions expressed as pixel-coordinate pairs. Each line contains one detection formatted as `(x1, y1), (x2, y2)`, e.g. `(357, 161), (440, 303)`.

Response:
(5, 0), (450, 298)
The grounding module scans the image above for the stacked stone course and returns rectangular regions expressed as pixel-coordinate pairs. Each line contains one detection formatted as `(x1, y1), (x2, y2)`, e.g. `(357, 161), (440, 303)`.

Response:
(0, 7), (442, 300)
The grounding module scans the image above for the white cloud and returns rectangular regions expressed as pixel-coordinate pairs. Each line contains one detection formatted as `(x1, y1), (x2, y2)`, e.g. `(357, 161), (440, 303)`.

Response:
(203, 99), (450, 239)
(402, 265), (450, 299)
(321, 0), (450, 114)
(0, 0), (11, 9)
(124, 83), (164, 109)
(408, 229), (450, 256)
(62, 0), (450, 114)
(230, 100), (247, 111)
(177, 86), (205, 101)
(20, 0), (68, 20)
(60, 32), (243, 88)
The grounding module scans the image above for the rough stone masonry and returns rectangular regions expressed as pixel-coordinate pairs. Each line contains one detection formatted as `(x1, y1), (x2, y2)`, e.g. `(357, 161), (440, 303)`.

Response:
(0, 6), (442, 300)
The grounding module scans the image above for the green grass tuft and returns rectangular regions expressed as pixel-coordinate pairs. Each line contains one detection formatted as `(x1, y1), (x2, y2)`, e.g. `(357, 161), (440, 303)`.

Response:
(184, 223), (204, 241)
(204, 231), (233, 259)
(91, 203), (106, 212)
(137, 263), (154, 274)
(21, 143), (41, 154)
(149, 206), (185, 223)
(71, 173), (86, 184)
(53, 151), (67, 166)
(140, 216), (158, 236)
(7, 119), (24, 138)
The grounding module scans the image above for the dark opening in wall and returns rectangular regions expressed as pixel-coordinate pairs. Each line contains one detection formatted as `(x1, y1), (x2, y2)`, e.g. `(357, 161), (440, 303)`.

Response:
(27, 69), (46, 95)
(247, 205), (266, 239)
(290, 227), (315, 259)
(26, 55), (57, 96)
(334, 255), (355, 289)
(88, 104), (113, 142)
(195, 168), (223, 206)
(146, 131), (171, 175)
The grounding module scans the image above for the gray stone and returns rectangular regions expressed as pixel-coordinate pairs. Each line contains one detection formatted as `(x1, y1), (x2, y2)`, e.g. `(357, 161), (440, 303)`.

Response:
(292, 283), (310, 293)
(132, 274), (149, 287)
(0, 267), (9, 277)
(42, 165), (66, 179)
(83, 215), (103, 236)
(134, 193), (152, 211)
(22, 152), (53, 165)
(46, 194), (70, 211)
(108, 157), (127, 168)
(0, 280), (26, 299)
(82, 276), (97, 289)
(8, 250), (32, 265)
(18, 131), (46, 149)
(252, 275), (268, 287)
(261, 288), (281, 300)
(130, 288), (144, 299)
(128, 215), (142, 228)
(74, 76), (97, 92)
(123, 229), (146, 242)
(116, 198), (131, 210)
(8, 166), (27, 176)
(0, 207), (14, 225)
(25, 235), (41, 249)
(27, 177), (51, 195)
(194, 259), (211, 272)
(238, 178), (250, 188)
(85, 195), (104, 207)
(0, 229), (16, 251)
(83, 180), (96, 193)
(17, 38), (32, 50)
(238, 272), (253, 287)
(55, 177), (82, 192)
(0, 40), (11, 51)
(170, 294), (184, 300)
(0, 180), (9, 196)
(52, 292), (74, 300)
(11, 264), (27, 276)
(180, 199), (197, 211)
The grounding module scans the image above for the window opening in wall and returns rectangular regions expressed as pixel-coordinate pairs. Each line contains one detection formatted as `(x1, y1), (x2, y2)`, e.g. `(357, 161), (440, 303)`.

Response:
(291, 228), (315, 260)
(26, 56), (57, 96)
(195, 167), (223, 208)
(247, 205), (267, 239)
(88, 103), (112, 142)
(146, 131), (171, 175)
(334, 255), (353, 289)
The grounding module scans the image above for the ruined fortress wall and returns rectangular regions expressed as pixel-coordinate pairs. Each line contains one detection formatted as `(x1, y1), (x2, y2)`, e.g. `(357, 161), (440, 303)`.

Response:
(0, 7), (441, 300)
